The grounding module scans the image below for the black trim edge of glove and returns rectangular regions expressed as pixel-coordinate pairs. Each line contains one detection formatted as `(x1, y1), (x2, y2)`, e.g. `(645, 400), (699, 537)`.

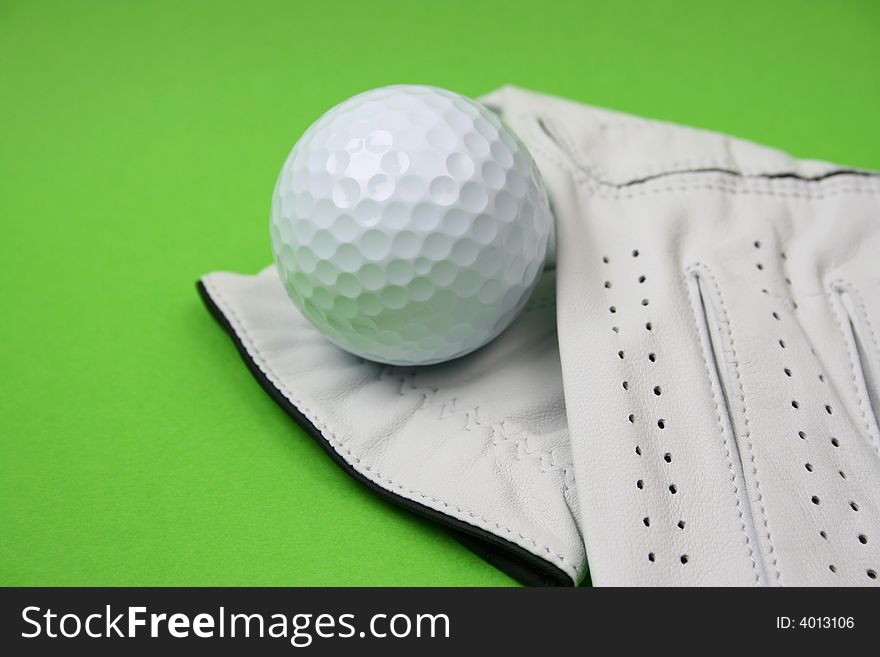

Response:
(196, 279), (575, 587)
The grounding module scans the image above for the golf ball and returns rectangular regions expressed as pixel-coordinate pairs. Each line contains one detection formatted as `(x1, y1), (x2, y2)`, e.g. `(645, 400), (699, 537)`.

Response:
(270, 85), (551, 365)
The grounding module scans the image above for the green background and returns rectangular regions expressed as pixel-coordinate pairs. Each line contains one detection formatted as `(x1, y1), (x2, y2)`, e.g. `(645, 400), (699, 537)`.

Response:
(2, 0), (878, 586)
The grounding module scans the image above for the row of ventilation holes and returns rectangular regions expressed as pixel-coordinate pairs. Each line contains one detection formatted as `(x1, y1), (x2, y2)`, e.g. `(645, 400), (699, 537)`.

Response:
(603, 249), (687, 567)
(755, 240), (876, 581)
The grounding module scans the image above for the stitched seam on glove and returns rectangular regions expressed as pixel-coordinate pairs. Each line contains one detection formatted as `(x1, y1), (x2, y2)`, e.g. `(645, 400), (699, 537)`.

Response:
(687, 263), (782, 585)
(519, 117), (880, 200)
(528, 114), (880, 188)
(684, 269), (764, 585)
(376, 370), (575, 491)
(375, 292), (576, 492)
(828, 279), (880, 456)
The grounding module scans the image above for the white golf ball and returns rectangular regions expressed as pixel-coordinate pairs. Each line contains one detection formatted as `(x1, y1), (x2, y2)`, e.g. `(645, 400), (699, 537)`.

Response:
(270, 85), (551, 366)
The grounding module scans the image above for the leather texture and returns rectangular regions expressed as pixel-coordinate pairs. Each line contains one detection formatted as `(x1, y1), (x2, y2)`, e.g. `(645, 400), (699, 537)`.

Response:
(200, 86), (880, 586)
(199, 267), (585, 586)
(483, 86), (880, 586)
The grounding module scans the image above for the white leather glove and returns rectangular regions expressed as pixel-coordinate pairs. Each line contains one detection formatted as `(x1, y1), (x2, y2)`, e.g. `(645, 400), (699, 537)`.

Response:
(198, 267), (585, 586)
(200, 86), (880, 586)
(482, 86), (880, 586)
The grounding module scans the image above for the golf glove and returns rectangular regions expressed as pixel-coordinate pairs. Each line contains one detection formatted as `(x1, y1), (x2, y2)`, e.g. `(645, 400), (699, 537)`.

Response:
(200, 86), (880, 586)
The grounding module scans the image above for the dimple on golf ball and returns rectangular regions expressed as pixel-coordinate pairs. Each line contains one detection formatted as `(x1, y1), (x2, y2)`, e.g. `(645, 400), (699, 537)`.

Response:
(270, 84), (551, 366)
